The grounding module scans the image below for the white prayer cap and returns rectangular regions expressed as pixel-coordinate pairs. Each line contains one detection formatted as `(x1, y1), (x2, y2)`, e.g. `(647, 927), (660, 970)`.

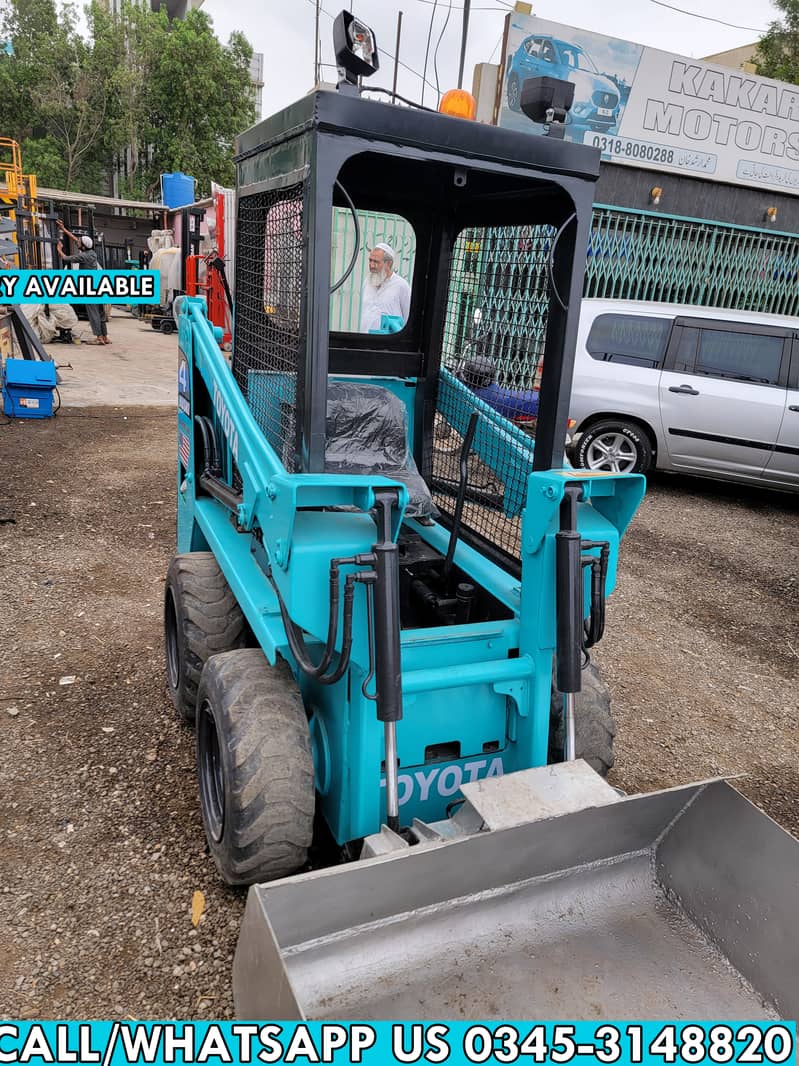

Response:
(373, 241), (395, 262)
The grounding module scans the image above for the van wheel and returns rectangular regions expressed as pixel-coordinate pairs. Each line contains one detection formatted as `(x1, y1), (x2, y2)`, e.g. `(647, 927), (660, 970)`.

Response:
(507, 74), (521, 112)
(571, 419), (652, 474)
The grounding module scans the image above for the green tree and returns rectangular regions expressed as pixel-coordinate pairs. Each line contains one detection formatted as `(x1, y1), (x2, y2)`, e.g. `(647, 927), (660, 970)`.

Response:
(122, 5), (256, 199)
(0, 0), (256, 198)
(755, 0), (799, 84)
(0, 0), (123, 190)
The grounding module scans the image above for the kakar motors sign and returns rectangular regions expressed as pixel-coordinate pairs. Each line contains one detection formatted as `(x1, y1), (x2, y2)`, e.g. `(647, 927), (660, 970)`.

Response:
(498, 12), (799, 193)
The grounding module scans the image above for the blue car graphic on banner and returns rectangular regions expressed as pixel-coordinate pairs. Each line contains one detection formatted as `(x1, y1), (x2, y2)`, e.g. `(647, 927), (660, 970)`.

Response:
(506, 34), (621, 132)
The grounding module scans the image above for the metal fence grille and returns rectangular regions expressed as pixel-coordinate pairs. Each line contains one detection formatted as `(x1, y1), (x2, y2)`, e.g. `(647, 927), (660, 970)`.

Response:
(588, 205), (799, 315)
(441, 225), (553, 386)
(232, 182), (304, 470)
(431, 225), (554, 567)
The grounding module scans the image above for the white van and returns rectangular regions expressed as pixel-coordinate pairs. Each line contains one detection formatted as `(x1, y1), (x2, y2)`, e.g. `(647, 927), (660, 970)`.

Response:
(568, 299), (799, 490)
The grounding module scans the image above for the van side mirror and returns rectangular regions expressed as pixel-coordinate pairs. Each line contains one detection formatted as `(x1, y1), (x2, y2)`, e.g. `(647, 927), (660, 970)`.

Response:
(521, 76), (574, 139)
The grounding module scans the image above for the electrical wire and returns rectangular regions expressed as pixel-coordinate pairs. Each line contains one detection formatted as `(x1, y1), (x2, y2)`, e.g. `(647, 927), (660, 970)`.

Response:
(361, 85), (441, 112)
(305, 0), (439, 93)
(421, 0), (440, 106)
(548, 212), (577, 312)
(416, 0), (764, 26)
(648, 0), (766, 32)
(433, 0), (454, 101)
(488, 33), (503, 64)
(406, 0), (513, 8)
(329, 180), (361, 294)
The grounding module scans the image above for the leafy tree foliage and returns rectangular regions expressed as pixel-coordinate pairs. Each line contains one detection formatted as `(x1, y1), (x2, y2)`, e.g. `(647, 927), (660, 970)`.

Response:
(121, 6), (255, 198)
(755, 0), (799, 84)
(0, 0), (256, 197)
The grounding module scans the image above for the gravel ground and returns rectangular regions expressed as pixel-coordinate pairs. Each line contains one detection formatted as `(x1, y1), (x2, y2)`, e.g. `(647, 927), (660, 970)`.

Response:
(1, 406), (797, 1018)
(1, 409), (243, 1020)
(594, 472), (799, 836)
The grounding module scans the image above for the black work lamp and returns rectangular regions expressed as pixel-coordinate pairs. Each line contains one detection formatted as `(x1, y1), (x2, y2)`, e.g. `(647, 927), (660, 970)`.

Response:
(520, 76), (575, 139)
(333, 11), (379, 93)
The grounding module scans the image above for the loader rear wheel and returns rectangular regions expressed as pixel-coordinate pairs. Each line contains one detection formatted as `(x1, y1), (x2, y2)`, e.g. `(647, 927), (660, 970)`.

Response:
(196, 650), (315, 886)
(548, 663), (616, 777)
(164, 553), (246, 723)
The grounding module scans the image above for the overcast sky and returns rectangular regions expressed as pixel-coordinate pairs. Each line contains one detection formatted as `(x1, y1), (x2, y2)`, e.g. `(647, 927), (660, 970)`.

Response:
(199, 0), (781, 119)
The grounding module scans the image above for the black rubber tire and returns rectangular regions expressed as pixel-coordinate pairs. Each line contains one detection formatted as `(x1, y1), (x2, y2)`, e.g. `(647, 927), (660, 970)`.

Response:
(164, 553), (246, 723)
(548, 663), (616, 778)
(570, 419), (653, 475)
(196, 650), (315, 886)
(507, 73), (521, 112)
(159, 320), (175, 334)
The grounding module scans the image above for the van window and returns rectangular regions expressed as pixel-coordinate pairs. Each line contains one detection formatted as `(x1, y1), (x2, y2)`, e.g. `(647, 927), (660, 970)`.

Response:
(672, 326), (698, 372)
(586, 314), (671, 368)
(695, 329), (784, 386)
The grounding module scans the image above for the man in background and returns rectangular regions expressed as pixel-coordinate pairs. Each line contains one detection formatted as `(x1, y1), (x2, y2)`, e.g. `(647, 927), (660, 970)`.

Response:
(55, 219), (110, 346)
(359, 241), (411, 333)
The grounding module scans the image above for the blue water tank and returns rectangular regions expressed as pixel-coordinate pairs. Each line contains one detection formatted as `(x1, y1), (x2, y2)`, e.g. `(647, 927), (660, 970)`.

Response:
(161, 172), (196, 209)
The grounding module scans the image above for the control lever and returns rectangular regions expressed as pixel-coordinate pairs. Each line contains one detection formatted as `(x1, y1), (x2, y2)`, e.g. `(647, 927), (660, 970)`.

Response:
(442, 412), (479, 585)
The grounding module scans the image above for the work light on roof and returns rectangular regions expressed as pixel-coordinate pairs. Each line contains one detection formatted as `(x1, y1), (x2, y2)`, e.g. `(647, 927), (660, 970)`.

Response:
(333, 10), (379, 92)
(520, 76), (574, 139)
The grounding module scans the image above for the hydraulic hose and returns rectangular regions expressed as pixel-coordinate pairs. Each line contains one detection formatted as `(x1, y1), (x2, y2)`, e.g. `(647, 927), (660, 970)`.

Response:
(194, 414), (220, 475)
(266, 558), (374, 685)
(581, 540), (610, 648)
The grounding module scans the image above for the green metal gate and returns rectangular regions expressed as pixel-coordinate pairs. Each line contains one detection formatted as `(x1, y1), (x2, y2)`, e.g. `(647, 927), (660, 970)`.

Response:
(586, 204), (799, 316)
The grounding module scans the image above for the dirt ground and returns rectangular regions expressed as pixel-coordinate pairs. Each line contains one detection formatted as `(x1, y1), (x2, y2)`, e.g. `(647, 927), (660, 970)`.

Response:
(1, 405), (797, 1019)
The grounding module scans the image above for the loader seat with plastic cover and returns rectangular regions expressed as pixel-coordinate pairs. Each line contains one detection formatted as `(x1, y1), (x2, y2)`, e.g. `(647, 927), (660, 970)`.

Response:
(325, 381), (434, 518)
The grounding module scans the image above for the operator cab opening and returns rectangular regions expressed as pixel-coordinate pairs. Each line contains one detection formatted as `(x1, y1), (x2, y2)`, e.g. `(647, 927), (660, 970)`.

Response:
(232, 23), (592, 634)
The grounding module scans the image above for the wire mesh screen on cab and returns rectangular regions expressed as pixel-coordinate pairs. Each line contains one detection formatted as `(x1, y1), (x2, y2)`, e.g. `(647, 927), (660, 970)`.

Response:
(232, 183), (304, 472)
(430, 224), (555, 568)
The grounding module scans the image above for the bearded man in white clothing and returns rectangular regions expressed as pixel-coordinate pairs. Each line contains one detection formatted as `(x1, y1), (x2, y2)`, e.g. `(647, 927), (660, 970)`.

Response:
(359, 241), (411, 333)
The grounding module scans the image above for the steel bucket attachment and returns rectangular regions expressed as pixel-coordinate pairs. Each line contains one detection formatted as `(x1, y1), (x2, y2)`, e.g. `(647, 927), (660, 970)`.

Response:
(233, 765), (799, 1020)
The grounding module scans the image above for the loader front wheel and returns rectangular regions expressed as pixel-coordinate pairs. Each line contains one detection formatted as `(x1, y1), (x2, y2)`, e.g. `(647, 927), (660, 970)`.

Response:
(164, 553), (246, 723)
(548, 663), (616, 777)
(196, 650), (315, 886)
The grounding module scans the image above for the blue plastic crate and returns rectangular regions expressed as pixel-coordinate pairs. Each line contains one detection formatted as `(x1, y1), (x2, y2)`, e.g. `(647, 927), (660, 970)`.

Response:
(2, 357), (57, 419)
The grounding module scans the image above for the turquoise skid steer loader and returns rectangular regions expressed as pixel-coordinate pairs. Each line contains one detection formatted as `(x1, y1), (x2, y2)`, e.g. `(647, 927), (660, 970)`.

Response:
(165, 12), (799, 1022)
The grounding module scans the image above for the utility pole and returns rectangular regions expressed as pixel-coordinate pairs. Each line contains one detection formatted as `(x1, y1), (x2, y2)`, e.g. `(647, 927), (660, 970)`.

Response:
(457, 0), (471, 90)
(392, 12), (403, 99)
(314, 0), (321, 84)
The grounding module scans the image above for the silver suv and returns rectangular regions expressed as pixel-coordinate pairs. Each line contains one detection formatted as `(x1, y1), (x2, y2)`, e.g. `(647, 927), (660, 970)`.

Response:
(568, 299), (799, 490)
